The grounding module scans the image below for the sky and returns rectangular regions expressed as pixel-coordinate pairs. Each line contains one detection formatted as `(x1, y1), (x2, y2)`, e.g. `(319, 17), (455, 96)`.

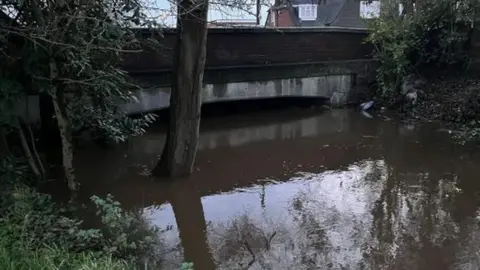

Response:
(151, 0), (271, 27)
(150, 0), (380, 27)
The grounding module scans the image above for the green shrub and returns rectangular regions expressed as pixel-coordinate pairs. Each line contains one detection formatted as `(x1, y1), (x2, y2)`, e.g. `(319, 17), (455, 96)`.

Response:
(0, 159), (161, 269)
(181, 262), (195, 270)
(0, 243), (130, 270)
(0, 162), (103, 253)
(367, 0), (480, 104)
(91, 194), (162, 264)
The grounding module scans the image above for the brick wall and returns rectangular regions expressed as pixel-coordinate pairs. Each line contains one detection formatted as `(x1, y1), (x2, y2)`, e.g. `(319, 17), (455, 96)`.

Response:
(268, 8), (297, 27)
(122, 28), (373, 73)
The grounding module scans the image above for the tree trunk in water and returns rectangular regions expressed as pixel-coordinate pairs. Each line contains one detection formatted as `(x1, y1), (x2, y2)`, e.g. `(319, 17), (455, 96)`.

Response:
(49, 60), (77, 193)
(153, 0), (209, 178)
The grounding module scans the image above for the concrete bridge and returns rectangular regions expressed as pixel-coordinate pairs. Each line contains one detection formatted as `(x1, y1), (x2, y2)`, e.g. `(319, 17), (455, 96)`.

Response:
(122, 27), (377, 114)
(16, 26), (480, 121)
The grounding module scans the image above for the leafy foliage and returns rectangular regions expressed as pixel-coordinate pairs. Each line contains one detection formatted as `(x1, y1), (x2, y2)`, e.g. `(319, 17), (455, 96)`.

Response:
(0, 244), (130, 270)
(1, 0), (158, 140)
(0, 159), (161, 268)
(181, 262), (195, 270)
(0, 0), (160, 188)
(91, 194), (162, 263)
(367, 0), (480, 104)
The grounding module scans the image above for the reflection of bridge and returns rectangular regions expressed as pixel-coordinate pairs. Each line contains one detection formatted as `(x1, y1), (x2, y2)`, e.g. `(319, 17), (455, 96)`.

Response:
(74, 109), (478, 209)
(122, 28), (377, 114)
(76, 110), (370, 200)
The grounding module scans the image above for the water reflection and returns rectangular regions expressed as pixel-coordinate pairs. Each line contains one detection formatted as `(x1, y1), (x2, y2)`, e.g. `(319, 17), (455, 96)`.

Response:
(163, 179), (215, 270)
(75, 109), (480, 269)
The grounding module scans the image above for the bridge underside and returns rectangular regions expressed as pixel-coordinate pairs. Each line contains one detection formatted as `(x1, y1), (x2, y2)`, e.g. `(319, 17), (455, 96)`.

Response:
(124, 59), (377, 114)
(125, 74), (351, 114)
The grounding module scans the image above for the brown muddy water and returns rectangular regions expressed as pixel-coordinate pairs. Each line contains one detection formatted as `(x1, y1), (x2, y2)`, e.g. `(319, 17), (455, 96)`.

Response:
(73, 108), (480, 270)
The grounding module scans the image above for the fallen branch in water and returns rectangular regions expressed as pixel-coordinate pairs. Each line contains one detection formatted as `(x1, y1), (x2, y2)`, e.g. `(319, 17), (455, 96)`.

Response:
(264, 231), (276, 251)
(243, 240), (255, 269)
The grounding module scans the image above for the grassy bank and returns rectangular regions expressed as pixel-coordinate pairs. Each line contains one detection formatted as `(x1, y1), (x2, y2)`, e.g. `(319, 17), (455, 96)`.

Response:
(0, 244), (129, 270)
(0, 158), (162, 269)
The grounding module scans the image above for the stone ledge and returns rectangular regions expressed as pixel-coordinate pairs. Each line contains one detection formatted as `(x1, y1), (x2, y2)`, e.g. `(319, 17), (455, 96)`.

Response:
(135, 27), (369, 37)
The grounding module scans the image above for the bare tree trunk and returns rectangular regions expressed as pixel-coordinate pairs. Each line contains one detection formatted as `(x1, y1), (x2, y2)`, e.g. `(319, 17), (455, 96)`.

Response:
(401, 0), (414, 16)
(153, 0), (209, 178)
(24, 95), (46, 176)
(17, 119), (42, 178)
(256, 0), (261, 25)
(49, 59), (77, 193)
(26, 121), (46, 176)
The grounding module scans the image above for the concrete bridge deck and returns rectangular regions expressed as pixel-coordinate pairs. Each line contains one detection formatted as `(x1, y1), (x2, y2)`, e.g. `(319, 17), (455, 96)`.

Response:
(20, 28), (377, 122)
(122, 27), (377, 114)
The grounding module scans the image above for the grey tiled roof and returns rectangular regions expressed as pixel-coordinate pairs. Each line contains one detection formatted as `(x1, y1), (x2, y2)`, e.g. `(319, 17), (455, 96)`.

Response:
(286, 0), (365, 28)
(289, 0), (322, 4)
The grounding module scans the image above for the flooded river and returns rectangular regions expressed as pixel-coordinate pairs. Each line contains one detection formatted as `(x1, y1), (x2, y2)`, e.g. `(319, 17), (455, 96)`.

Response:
(74, 108), (480, 270)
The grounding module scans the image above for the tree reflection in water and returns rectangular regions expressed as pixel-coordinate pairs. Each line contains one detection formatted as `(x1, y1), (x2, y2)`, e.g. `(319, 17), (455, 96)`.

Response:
(363, 166), (463, 269)
(146, 159), (480, 269)
(204, 160), (388, 269)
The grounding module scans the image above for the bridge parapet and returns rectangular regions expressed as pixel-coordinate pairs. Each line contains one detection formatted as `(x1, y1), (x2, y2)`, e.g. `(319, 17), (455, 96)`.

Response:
(123, 27), (374, 73)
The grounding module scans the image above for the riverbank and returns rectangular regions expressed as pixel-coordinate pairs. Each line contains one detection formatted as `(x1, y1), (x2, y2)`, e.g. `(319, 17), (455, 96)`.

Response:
(0, 158), (164, 270)
(394, 74), (480, 142)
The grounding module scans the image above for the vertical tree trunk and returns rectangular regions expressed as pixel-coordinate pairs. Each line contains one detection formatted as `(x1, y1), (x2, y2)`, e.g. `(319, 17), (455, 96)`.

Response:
(153, 0), (209, 177)
(17, 119), (42, 178)
(401, 0), (414, 16)
(49, 59), (77, 193)
(256, 0), (261, 25)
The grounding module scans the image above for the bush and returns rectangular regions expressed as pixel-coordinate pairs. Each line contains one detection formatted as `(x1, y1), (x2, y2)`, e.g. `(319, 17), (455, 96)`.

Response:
(0, 158), (161, 269)
(0, 159), (102, 253)
(0, 243), (130, 270)
(367, 0), (480, 104)
(91, 194), (162, 264)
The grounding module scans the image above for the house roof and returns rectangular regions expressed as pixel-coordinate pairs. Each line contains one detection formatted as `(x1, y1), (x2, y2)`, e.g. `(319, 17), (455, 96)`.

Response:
(289, 0), (323, 4)
(321, 0), (348, 25)
(288, 0), (348, 26)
